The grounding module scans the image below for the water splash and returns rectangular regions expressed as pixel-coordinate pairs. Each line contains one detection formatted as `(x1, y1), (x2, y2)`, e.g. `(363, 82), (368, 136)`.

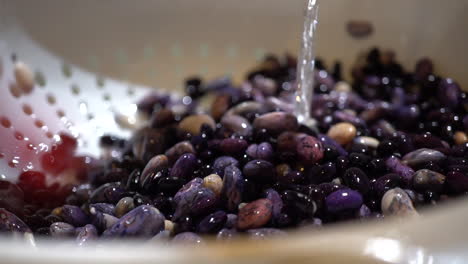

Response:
(294, 0), (319, 126)
(23, 162), (34, 171)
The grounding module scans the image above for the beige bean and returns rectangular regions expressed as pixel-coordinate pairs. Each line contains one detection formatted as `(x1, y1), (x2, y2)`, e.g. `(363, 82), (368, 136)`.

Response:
(178, 114), (216, 136)
(454, 131), (468, 145)
(14, 62), (34, 94)
(203, 174), (223, 197)
(327, 122), (357, 145)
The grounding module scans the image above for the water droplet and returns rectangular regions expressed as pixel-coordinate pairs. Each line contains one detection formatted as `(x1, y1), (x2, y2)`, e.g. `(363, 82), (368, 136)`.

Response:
(0, 117), (12, 128)
(60, 117), (69, 125)
(53, 134), (62, 143)
(82, 156), (91, 164)
(78, 101), (88, 115)
(38, 143), (49, 152)
(26, 143), (35, 150)
(111, 150), (121, 158)
(182, 96), (192, 105)
(68, 126), (79, 138)
(8, 157), (19, 168)
(14, 131), (24, 140)
(53, 134), (61, 143)
(23, 162), (34, 171)
(22, 104), (33, 115)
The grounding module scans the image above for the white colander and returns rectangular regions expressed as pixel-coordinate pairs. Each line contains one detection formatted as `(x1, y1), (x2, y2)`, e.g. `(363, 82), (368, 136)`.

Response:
(1, 0), (468, 263)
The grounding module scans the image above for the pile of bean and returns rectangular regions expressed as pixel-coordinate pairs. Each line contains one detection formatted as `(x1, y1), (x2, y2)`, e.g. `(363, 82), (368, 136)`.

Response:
(1, 48), (468, 245)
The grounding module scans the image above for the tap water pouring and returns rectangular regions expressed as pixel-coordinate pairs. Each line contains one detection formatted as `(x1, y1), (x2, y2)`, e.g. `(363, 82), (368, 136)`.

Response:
(294, 0), (319, 129)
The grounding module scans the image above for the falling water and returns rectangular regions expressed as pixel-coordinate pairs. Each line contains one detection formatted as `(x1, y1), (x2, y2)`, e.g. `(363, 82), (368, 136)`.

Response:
(294, 0), (319, 127)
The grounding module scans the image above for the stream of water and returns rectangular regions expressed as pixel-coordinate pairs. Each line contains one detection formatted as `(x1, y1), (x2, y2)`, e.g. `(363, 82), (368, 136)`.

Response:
(294, 0), (319, 127)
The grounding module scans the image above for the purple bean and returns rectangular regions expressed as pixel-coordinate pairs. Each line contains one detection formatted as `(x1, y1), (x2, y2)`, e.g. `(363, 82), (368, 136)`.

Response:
(213, 156), (239, 177)
(325, 189), (363, 215)
(222, 165), (244, 211)
(103, 205), (165, 238)
(61, 205), (89, 227)
(0, 209), (31, 233)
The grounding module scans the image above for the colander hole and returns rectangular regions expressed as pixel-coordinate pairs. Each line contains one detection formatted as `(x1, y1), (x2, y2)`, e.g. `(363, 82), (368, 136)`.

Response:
(62, 63), (72, 78)
(0, 153), (4, 159)
(14, 131), (24, 141)
(103, 93), (111, 101)
(9, 82), (22, 98)
(46, 94), (57, 105)
(127, 87), (135, 96)
(34, 120), (44, 128)
(46, 132), (53, 138)
(71, 84), (80, 95)
(22, 104), (33, 115)
(96, 76), (105, 88)
(87, 113), (94, 120)
(34, 71), (46, 87)
(0, 117), (12, 128)
(57, 110), (65, 118)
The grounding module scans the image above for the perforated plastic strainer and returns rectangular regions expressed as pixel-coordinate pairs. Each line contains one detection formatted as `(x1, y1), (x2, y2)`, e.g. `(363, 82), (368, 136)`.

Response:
(0, 32), (156, 181)
(0, 2), (166, 180)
